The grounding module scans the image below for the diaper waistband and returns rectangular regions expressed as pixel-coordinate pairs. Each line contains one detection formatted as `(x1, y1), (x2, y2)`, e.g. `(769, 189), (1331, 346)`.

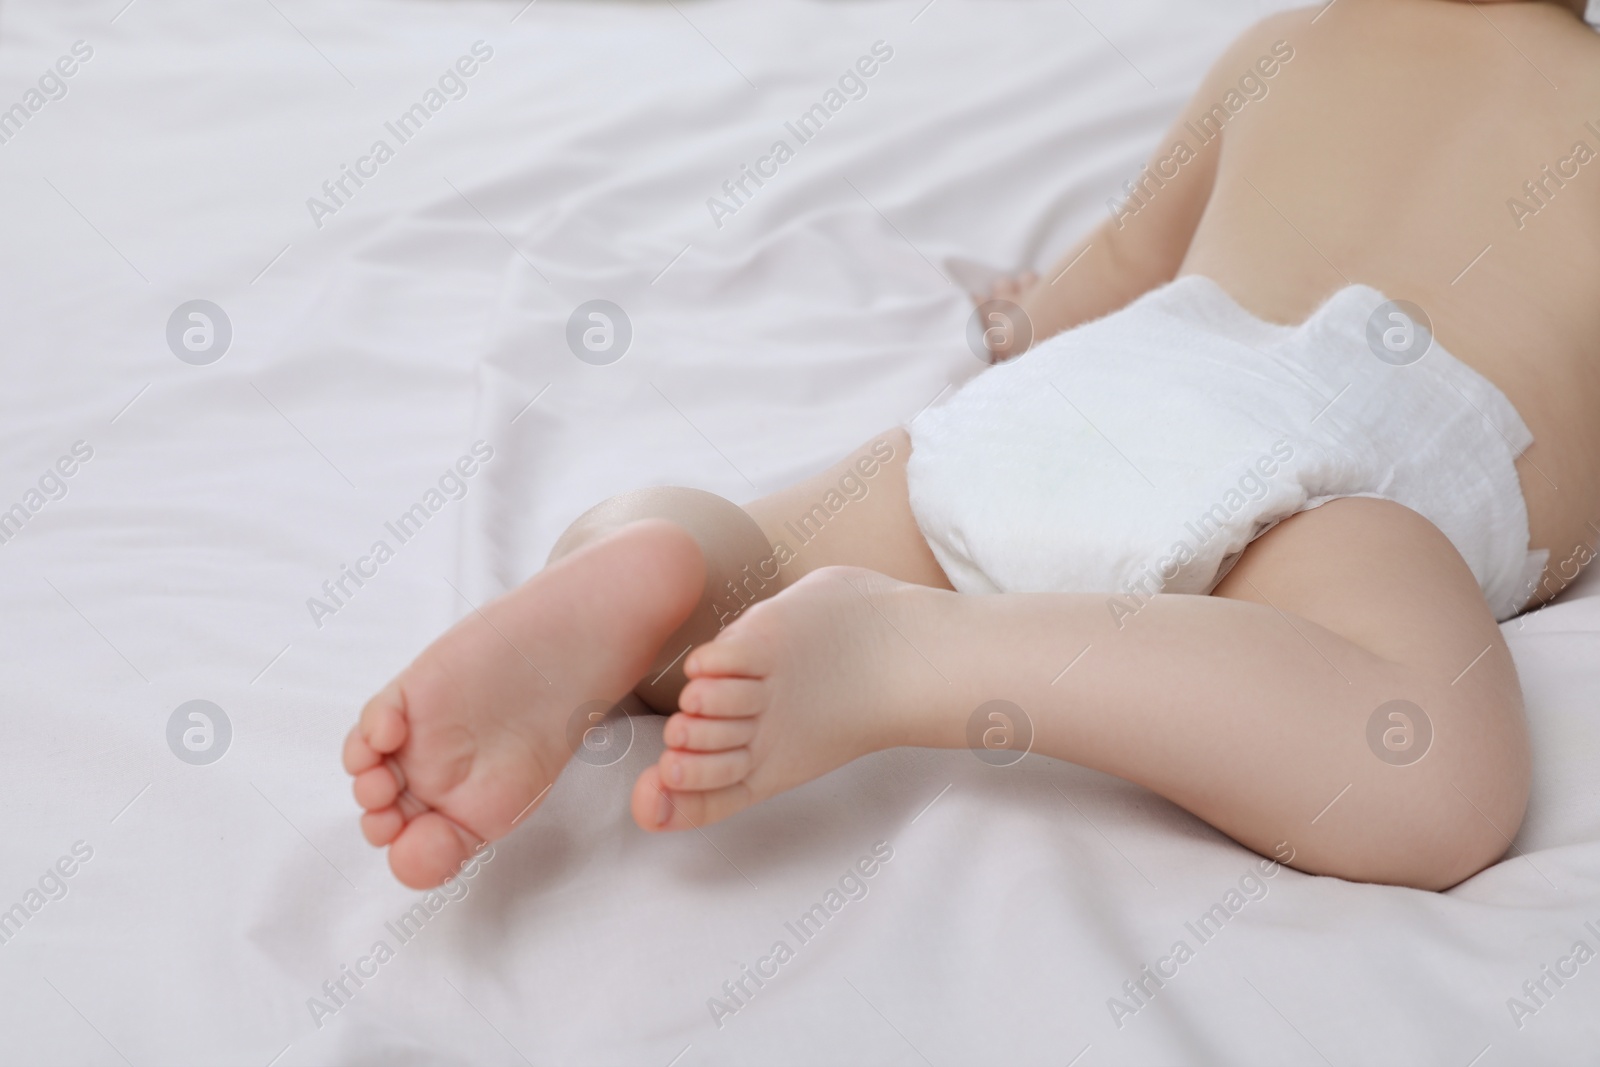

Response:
(1159, 275), (1535, 459)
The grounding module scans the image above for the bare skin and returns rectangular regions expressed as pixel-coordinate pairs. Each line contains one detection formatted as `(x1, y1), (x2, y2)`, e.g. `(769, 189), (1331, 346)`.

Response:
(342, 521), (706, 886)
(346, 0), (1597, 891)
(1001, 0), (1600, 595)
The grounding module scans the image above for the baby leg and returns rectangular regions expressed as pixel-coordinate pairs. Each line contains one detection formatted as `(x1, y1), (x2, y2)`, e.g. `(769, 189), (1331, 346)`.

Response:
(549, 427), (949, 713)
(651, 496), (1529, 890)
(344, 428), (943, 887)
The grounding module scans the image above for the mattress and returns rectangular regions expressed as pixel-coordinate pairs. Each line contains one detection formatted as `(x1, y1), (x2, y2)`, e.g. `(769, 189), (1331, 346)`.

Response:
(2, 0), (1598, 1063)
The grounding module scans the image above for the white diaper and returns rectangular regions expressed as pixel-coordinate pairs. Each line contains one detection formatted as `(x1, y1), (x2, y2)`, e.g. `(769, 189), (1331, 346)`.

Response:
(907, 276), (1547, 621)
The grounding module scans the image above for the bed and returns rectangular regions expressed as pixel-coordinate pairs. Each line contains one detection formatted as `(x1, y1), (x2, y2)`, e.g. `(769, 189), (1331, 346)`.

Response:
(3, 0), (1598, 1062)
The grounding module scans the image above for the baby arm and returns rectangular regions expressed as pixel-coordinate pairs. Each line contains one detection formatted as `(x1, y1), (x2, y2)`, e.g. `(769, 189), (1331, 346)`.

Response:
(1000, 12), (1307, 355)
(1005, 113), (1216, 355)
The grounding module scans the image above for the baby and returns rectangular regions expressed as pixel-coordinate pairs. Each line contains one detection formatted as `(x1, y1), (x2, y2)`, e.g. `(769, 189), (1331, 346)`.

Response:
(345, 0), (1600, 892)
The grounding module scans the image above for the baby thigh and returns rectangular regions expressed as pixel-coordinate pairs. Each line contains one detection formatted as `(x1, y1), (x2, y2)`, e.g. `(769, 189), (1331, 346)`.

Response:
(1208, 495), (1529, 883)
(744, 427), (954, 592)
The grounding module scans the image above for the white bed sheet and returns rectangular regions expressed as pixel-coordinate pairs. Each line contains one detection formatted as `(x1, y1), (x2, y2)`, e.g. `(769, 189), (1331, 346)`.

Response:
(2, 0), (1598, 1063)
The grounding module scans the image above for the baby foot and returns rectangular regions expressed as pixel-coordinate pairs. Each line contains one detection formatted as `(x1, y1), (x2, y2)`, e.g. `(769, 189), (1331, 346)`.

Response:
(629, 567), (951, 832)
(344, 519), (705, 888)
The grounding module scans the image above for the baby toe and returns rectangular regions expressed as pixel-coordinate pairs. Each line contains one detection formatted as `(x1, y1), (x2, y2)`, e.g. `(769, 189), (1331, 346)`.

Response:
(678, 677), (766, 718)
(387, 811), (481, 890)
(663, 712), (759, 752)
(361, 806), (404, 847)
(684, 631), (772, 680)
(358, 681), (409, 754)
(342, 726), (382, 775)
(352, 765), (400, 810)
(660, 747), (754, 791)
(633, 768), (756, 832)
